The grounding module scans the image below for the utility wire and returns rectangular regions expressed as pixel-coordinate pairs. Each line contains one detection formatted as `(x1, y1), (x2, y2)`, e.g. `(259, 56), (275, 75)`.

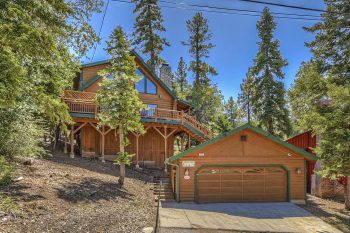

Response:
(91, 0), (111, 61)
(239, 0), (326, 13)
(238, 0), (349, 15)
(112, 0), (322, 21)
(158, 0), (322, 19)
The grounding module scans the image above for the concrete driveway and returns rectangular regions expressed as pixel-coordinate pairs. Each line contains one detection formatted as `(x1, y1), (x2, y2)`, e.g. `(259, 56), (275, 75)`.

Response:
(159, 202), (342, 233)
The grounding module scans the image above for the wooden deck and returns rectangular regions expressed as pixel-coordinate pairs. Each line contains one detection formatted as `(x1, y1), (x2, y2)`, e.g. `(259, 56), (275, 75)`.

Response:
(63, 90), (213, 140)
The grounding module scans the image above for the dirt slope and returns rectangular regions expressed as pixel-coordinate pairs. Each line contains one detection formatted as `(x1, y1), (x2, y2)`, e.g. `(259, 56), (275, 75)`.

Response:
(0, 153), (156, 233)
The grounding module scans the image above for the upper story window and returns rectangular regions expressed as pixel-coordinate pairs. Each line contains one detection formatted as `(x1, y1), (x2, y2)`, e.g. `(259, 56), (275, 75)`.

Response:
(135, 69), (157, 94)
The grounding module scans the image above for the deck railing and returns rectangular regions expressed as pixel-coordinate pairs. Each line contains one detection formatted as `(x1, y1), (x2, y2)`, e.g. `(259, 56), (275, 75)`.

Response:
(63, 90), (213, 139)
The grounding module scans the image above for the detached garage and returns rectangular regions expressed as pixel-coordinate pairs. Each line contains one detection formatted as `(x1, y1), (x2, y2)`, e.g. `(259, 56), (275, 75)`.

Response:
(166, 124), (317, 204)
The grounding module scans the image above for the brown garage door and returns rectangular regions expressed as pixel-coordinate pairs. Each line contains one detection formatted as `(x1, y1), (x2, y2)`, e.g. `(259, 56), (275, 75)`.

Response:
(196, 166), (287, 203)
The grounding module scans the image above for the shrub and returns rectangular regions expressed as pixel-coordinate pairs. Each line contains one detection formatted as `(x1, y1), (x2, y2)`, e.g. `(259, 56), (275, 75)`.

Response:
(0, 195), (20, 216)
(0, 157), (14, 186)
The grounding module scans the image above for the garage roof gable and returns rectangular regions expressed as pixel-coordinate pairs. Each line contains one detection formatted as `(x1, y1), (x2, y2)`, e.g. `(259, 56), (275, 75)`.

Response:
(167, 123), (318, 163)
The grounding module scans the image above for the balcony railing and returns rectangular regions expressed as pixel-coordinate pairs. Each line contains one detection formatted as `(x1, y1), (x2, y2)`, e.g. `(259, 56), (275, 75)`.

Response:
(63, 90), (213, 139)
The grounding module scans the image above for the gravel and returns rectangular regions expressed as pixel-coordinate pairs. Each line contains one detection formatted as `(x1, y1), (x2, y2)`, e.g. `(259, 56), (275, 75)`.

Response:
(0, 153), (157, 233)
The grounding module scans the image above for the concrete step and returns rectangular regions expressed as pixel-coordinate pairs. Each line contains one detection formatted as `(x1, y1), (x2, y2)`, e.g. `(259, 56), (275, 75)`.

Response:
(155, 197), (175, 202)
(153, 178), (170, 182)
(154, 192), (173, 196)
(153, 186), (172, 190)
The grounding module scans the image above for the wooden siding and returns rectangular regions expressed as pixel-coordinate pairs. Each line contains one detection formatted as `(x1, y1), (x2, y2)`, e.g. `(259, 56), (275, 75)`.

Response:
(286, 130), (316, 154)
(176, 129), (306, 202)
(80, 125), (175, 165)
(82, 64), (108, 86)
(81, 60), (175, 110)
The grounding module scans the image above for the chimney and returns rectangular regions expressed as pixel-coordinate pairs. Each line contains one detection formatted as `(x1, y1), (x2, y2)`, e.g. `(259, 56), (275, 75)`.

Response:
(159, 63), (173, 88)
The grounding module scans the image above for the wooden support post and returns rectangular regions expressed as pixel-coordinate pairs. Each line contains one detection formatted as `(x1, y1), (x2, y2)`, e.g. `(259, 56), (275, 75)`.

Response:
(180, 133), (185, 152)
(188, 133), (191, 149)
(164, 127), (168, 173)
(64, 131), (68, 154)
(101, 125), (105, 163)
(70, 124), (74, 158)
(153, 126), (177, 172)
(136, 135), (140, 168)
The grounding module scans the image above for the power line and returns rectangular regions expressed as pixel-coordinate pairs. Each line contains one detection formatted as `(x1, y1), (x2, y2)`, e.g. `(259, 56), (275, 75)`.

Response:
(158, 0), (322, 19)
(91, 0), (111, 61)
(112, 0), (322, 21)
(239, 0), (327, 13)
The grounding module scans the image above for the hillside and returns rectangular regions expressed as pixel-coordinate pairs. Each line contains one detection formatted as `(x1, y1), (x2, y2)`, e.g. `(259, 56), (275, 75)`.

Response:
(0, 153), (156, 233)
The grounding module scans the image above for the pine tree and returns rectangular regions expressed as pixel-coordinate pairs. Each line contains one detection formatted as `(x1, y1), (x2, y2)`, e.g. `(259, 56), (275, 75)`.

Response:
(212, 114), (232, 134)
(238, 69), (255, 123)
(183, 13), (217, 86)
(173, 57), (190, 99)
(132, 0), (169, 72)
(250, 7), (291, 137)
(224, 97), (239, 128)
(183, 13), (220, 123)
(0, 0), (101, 161)
(296, 0), (350, 210)
(96, 26), (145, 186)
(288, 61), (327, 131)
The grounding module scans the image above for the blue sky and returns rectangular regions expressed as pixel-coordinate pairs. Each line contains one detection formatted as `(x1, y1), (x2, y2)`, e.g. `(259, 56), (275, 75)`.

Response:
(83, 0), (325, 100)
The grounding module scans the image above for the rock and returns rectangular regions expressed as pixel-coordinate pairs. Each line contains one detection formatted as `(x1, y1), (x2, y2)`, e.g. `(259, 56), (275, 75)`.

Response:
(142, 227), (154, 233)
(1, 215), (14, 224)
(14, 176), (24, 182)
(0, 211), (5, 217)
(23, 158), (35, 166)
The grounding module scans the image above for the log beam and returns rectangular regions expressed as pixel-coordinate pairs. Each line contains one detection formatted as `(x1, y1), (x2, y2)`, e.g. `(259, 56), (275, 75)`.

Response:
(70, 124), (74, 158)
(64, 131), (68, 154)
(101, 125), (105, 162)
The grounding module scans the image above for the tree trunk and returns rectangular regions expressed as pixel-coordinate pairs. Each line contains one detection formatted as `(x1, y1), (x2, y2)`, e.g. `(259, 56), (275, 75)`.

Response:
(345, 176), (350, 210)
(119, 163), (125, 186)
(118, 125), (125, 186)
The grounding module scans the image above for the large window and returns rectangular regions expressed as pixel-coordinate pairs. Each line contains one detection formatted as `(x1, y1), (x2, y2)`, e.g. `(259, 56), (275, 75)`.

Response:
(135, 69), (157, 94)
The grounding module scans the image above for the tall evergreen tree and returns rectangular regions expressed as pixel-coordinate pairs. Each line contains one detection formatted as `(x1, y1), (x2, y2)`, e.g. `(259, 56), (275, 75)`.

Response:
(183, 13), (217, 86)
(250, 7), (291, 137)
(96, 26), (145, 186)
(183, 13), (220, 123)
(291, 0), (350, 209)
(0, 0), (101, 160)
(173, 57), (190, 99)
(132, 0), (169, 71)
(238, 68), (255, 123)
(288, 61), (327, 131)
(224, 97), (239, 128)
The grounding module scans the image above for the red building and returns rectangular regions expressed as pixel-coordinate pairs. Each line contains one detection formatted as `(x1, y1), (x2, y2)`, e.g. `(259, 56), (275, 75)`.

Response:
(286, 131), (316, 193)
(287, 131), (347, 194)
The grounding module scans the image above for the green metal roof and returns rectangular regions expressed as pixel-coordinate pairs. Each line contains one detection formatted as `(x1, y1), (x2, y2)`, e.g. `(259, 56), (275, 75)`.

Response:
(80, 51), (193, 108)
(167, 123), (318, 163)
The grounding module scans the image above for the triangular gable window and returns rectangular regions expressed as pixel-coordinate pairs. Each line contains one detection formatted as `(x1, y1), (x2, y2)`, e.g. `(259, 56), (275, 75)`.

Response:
(135, 69), (157, 94)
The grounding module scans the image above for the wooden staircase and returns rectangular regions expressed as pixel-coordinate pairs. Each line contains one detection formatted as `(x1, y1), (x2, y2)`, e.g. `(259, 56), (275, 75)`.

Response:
(153, 176), (174, 202)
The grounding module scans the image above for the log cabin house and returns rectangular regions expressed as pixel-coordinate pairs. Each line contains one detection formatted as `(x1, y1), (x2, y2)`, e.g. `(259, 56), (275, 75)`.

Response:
(62, 51), (213, 167)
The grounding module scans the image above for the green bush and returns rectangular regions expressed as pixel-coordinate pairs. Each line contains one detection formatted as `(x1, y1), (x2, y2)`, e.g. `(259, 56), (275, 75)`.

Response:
(0, 157), (14, 186)
(0, 195), (20, 216)
(114, 152), (134, 166)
